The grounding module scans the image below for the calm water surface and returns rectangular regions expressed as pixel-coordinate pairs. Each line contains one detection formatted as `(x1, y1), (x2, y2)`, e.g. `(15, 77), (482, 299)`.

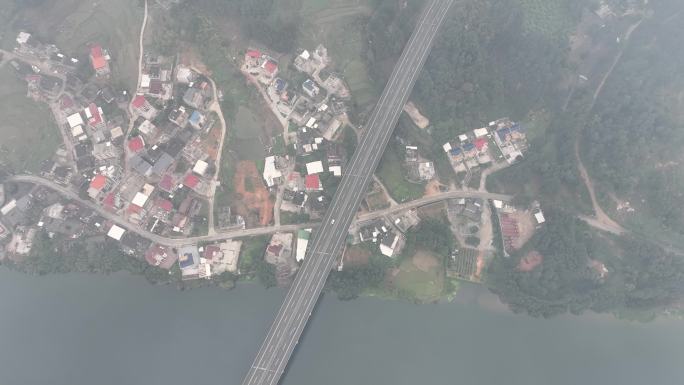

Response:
(1, 268), (683, 385)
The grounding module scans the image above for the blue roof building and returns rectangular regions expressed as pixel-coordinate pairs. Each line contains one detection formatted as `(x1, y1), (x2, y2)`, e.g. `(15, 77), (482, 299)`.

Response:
(179, 252), (195, 268)
(274, 78), (286, 93)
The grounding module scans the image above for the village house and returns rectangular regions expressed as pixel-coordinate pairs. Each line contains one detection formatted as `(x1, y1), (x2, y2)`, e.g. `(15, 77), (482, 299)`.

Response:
(89, 44), (111, 77)
(131, 95), (158, 120)
(263, 156), (283, 188)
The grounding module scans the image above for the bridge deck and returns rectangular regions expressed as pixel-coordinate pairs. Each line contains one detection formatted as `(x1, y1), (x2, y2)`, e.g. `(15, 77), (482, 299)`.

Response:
(241, 1), (455, 384)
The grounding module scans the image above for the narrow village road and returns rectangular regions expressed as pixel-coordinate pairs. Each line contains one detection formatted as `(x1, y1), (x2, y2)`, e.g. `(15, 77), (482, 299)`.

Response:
(8, 175), (511, 248)
(191, 67), (227, 236)
(124, 0), (148, 171)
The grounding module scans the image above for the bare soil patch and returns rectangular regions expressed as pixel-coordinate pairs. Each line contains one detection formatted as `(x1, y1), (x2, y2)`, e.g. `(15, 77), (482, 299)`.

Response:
(518, 250), (543, 272)
(508, 210), (535, 250)
(417, 202), (446, 220)
(413, 250), (439, 272)
(424, 179), (443, 196)
(403, 101), (430, 129)
(343, 245), (371, 267)
(474, 251), (485, 280)
(233, 161), (273, 226)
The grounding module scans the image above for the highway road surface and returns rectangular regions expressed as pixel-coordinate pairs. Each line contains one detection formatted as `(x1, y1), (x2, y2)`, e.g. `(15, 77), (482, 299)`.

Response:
(241, 1), (455, 384)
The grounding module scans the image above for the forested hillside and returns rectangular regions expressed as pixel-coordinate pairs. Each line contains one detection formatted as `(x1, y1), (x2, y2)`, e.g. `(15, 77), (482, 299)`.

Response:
(582, 0), (684, 243)
(488, 209), (684, 318)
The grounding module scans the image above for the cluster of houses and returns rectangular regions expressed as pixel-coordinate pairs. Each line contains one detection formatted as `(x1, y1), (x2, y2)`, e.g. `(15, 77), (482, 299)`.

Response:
(353, 210), (421, 258)
(442, 118), (528, 178)
(244, 45), (355, 220)
(173, 240), (242, 280)
(84, 56), (223, 238)
(5, 31), (245, 274)
(0, 182), (155, 262)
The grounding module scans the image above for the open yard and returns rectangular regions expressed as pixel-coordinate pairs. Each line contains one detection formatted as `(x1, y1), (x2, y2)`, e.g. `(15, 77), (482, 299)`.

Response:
(388, 250), (444, 302)
(233, 160), (274, 226)
(231, 107), (267, 162)
(377, 147), (424, 203)
(0, 67), (60, 173)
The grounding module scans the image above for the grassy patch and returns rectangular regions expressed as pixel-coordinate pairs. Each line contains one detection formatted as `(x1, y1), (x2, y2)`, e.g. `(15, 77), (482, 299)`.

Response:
(230, 106), (267, 162)
(237, 235), (271, 279)
(280, 212), (311, 225)
(0, 67), (60, 173)
(377, 146), (424, 202)
(517, 0), (576, 41)
(393, 251), (444, 302)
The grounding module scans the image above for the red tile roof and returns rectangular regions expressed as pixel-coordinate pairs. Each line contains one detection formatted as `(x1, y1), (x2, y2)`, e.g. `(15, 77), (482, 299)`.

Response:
(246, 49), (261, 58)
(131, 95), (147, 109)
(184, 174), (200, 189)
(88, 103), (102, 126)
(474, 138), (488, 151)
(305, 174), (321, 191)
(90, 45), (107, 70)
(60, 95), (74, 110)
(203, 245), (221, 260)
(89, 174), (107, 190)
(144, 244), (166, 266)
(128, 136), (145, 152)
(149, 79), (163, 94)
(158, 174), (175, 191)
(264, 60), (278, 74)
(127, 203), (142, 214)
(102, 192), (115, 209)
(157, 198), (173, 212)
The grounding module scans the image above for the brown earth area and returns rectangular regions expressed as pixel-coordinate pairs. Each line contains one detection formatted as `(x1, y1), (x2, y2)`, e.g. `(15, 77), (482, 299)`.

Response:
(233, 160), (273, 226)
(179, 47), (211, 75)
(417, 202), (446, 220)
(413, 250), (439, 272)
(343, 245), (371, 267)
(509, 210), (536, 250)
(403, 101), (430, 129)
(518, 250), (543, 272)
(424, 179), (443, 196)
(474, 251), (485, 280)
(204, 124), (222, 160)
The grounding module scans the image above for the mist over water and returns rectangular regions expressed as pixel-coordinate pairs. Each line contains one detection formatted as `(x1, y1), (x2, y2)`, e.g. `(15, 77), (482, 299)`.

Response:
(0, 269), (683, 385)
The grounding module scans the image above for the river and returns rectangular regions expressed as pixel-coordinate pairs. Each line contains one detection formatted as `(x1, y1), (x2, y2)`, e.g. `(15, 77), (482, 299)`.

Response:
(1, 268), (683, 385)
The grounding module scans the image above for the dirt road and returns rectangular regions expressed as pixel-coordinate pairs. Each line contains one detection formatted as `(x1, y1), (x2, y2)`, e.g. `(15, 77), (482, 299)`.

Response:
(574, 18), (643, 236)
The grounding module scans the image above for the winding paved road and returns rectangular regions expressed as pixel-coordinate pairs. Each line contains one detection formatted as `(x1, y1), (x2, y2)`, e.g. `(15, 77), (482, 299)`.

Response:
(241, 1), (454, 384)
(9, 173), (506, 248)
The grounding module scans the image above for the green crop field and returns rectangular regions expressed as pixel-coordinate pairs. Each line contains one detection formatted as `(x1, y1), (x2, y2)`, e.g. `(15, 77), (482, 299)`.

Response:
(0, 67), (60, 173)
(377, 147), (424, 202)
